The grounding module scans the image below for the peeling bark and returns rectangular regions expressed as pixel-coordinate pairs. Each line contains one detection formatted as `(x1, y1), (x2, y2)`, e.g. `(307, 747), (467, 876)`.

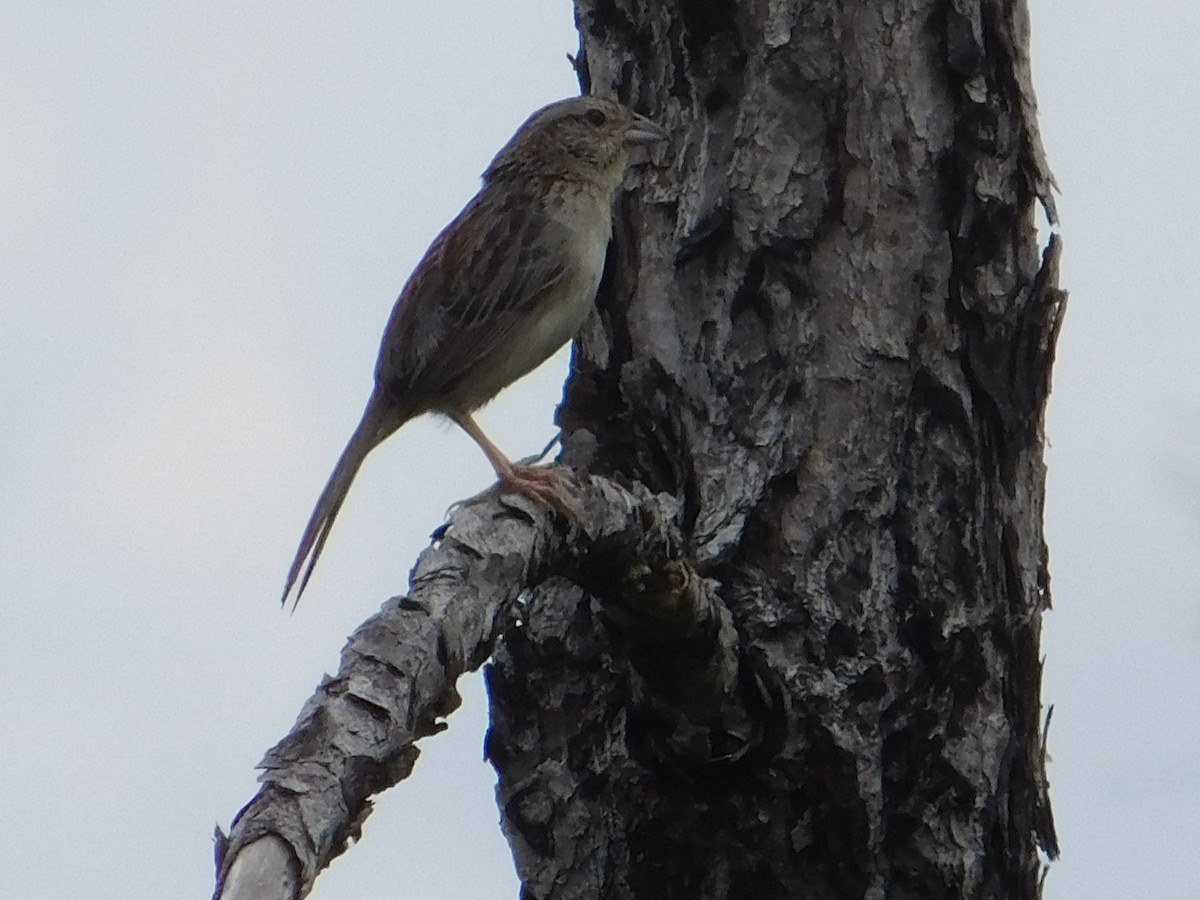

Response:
(214, 479), (761, 899)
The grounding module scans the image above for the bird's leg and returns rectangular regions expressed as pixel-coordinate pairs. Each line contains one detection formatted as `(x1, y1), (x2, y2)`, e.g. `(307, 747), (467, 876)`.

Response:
(449, 411), (574, 511)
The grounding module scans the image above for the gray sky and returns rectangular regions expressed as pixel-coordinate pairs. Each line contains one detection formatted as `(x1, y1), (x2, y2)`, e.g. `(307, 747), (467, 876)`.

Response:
(1, 3), (1194, 898)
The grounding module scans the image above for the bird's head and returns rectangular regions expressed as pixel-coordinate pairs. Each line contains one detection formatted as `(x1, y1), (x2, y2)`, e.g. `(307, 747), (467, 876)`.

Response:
(483, 95), (667, 189)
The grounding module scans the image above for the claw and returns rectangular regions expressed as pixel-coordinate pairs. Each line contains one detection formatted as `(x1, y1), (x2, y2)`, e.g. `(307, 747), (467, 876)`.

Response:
(498, 463), (576, 514)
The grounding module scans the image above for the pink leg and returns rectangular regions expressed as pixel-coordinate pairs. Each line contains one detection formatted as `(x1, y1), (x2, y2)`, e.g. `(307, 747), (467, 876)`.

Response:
(450, 411), (574, 510)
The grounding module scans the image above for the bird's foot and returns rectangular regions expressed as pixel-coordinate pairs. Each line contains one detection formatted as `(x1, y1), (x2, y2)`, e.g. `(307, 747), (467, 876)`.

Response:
(498, 463), (576, 515)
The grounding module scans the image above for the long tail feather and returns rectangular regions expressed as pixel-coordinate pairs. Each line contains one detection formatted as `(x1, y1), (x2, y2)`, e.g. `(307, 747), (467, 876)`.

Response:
(281, 395), (399, 609)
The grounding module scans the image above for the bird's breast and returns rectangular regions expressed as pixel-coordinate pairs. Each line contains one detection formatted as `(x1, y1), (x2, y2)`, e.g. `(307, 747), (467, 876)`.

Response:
(528, 204), (610, 351)
(484, 213), (604, 391)
(457, 195), (612, 409)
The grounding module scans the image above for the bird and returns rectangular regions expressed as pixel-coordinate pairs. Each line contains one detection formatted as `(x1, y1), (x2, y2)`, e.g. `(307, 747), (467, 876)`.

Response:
(280, 95), (667, 608)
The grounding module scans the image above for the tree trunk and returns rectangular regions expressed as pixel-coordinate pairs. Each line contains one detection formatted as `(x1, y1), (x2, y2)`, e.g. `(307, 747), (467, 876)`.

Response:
(214, 1), (1062, 897)
(486, 0), (1061, 897)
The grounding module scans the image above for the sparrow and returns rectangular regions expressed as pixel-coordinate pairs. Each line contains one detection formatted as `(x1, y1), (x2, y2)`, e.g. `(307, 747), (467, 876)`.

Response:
(281, 95), (667, 607)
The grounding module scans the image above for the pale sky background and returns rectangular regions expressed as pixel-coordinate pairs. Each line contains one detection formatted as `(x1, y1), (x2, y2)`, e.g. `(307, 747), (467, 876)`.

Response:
(1, 3), (1195, 898)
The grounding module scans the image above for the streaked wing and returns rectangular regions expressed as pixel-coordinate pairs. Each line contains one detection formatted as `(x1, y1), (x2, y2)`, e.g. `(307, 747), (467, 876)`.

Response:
(375, 186), (572, 402)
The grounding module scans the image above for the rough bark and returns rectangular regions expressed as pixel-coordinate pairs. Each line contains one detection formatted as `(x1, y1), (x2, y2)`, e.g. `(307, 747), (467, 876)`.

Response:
(488, 0), (1062, 897)
(215, 478), (756, 899)
(215, 0), (1062, 896)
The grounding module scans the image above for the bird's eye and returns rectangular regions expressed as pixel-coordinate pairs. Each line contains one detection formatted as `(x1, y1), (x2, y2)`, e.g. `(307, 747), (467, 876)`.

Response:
(585, 109), (607, 127)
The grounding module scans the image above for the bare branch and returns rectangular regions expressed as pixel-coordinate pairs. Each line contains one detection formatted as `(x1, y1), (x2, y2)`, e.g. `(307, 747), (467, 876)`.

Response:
(215, 473), (765, 897)
(214, 836), (298, 900)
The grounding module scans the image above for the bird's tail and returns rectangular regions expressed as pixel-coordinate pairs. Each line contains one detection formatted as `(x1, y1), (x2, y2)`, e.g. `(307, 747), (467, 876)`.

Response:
(281, 394), (400, 609)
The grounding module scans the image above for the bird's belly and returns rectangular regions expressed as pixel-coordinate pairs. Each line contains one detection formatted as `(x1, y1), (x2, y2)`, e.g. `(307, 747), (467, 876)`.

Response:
(476, 267), (600, 402)
(523, 252), (604, 365)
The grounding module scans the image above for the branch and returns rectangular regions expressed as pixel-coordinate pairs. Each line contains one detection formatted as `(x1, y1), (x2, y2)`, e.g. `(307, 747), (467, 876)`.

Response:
(214, 473), (771, 898)
(559, 483), (780, 766)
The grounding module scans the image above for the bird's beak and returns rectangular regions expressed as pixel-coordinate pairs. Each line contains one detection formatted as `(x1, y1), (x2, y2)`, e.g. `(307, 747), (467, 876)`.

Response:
(624, 113), (669, 146)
